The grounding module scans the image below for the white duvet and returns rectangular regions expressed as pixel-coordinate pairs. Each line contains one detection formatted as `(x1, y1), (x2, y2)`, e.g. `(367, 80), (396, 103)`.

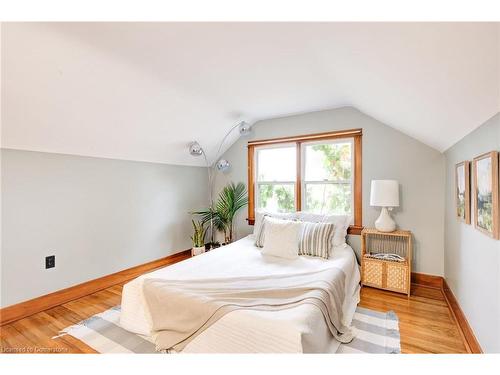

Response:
(119, 235), (360, 353)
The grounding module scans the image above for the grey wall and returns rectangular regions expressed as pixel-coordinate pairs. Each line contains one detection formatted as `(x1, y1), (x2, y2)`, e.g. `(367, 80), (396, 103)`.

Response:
(444, 113), (500, 353)
(1, 149), (208, 307)
(216, 107), (446, 275)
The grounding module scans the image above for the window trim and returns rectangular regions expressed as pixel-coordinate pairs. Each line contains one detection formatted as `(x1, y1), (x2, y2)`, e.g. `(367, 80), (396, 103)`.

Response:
(247, 128), (363, 235)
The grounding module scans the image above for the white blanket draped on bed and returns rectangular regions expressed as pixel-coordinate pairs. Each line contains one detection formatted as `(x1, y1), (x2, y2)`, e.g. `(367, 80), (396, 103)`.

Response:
(120, 235), (361, 353)
(144, 267), (354, 352)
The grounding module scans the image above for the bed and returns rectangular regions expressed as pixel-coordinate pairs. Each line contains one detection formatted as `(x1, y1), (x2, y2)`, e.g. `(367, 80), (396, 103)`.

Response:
(119, 234), (360, 353)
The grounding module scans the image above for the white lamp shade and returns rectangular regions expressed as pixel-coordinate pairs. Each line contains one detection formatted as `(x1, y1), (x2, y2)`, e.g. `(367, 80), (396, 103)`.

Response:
(370, 180), (399, 207)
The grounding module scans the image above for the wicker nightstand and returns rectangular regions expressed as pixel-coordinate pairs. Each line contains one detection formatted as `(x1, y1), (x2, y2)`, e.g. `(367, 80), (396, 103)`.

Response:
(361, 228), (412, 297)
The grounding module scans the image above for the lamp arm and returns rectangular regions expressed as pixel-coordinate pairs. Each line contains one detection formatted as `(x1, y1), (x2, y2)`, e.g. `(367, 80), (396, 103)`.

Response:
(190, 145), (214, 243)
(199, 124), (237, 205)
(213, 122), (241, 165)
(196, 121), (244, 245)
(200, 148), (214, 207)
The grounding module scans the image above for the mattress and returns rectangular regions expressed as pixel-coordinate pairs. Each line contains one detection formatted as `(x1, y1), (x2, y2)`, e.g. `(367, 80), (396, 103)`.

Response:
(119, 235), (360, 353)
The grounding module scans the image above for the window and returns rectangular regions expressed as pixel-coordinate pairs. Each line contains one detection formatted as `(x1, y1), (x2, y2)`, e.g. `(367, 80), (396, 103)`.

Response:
(247, 129), (362, 234)
(256, 145), (296, 213)
(303, 139), (354, 215)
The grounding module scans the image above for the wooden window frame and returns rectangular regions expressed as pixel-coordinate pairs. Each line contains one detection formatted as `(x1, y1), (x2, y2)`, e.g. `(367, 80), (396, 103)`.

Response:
(247, 128), (363, 235)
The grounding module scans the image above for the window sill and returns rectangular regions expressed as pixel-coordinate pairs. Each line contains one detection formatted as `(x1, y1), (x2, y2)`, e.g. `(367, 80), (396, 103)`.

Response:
(246, 218), (363, 235)
(347, 225), (363, 235)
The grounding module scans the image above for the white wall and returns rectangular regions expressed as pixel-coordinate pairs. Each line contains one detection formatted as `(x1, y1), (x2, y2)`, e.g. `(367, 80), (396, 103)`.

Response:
(1, 149), (208, 307)
(444, 113), (500, 353)
(216, 107), (446, 275)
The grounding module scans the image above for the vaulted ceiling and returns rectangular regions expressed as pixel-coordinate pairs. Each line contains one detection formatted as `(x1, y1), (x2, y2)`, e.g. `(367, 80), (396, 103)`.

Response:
(1, 22), (499, 166)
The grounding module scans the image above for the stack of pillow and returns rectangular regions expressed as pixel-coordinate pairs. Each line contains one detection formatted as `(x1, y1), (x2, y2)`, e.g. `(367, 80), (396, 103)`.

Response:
(253, 210), (351, 260)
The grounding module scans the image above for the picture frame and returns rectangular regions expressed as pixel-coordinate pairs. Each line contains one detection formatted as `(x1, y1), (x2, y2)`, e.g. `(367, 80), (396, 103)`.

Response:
(455, 161), (470, 224)
(473, 151), (499, 239)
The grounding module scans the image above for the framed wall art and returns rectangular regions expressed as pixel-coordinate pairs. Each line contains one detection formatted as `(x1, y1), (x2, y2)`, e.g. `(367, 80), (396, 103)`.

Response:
(455, 161), (471, 224)
(473, 151), (499, 239)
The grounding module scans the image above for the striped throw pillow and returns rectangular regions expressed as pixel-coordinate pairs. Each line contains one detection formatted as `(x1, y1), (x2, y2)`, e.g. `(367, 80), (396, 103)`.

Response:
(254, 214), (268, 247)
(299, 221), (335, 259)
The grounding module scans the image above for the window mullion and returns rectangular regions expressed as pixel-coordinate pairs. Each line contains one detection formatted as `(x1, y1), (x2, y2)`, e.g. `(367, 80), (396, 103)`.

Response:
(303, 180), (351, 183)
(296, 141), (302, 211)
(257, 181), (295, 185)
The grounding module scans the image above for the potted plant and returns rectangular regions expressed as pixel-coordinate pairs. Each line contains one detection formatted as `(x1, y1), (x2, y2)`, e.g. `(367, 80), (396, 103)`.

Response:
(190, 219), (207, 256)
(192, 182), (248, 245)
(192, 206), (226, 249)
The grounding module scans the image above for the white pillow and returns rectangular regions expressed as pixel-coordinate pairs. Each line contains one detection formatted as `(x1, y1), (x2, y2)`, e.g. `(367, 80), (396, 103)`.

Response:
(294, 212), (351, 247)
(261, 217), (301, 259)
(329, 215), (351, 247)
(253, 210), (296, 246)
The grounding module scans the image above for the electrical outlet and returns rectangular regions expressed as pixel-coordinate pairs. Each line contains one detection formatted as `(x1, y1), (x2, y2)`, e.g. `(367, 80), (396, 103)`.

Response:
(45, 255), (55, 269)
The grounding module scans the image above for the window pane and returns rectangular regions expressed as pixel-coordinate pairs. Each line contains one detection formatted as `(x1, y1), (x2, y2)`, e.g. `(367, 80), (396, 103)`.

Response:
(257, 146), (296, 182)
(304, 142), (351, 181)
(305, 183), (351, 215)
(258, 184), (295, 213)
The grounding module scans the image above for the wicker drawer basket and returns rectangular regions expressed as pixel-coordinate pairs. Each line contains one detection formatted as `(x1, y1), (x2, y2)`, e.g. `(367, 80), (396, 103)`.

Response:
(361, 228), (412, 297)
(362, 256), (409, 294)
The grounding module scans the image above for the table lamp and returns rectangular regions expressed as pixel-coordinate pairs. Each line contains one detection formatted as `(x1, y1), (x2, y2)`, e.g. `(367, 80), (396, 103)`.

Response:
(370, 180), (399, 232)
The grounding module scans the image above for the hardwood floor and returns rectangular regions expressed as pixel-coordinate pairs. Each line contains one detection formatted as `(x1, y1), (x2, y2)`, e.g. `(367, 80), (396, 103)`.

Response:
(359, 285), (468, 353)
(0, 264), (469, 354)
(0, 285), (125, 354)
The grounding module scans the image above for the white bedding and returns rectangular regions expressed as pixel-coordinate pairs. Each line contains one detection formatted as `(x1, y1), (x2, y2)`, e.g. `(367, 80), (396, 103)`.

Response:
(119, 235), (360, 353)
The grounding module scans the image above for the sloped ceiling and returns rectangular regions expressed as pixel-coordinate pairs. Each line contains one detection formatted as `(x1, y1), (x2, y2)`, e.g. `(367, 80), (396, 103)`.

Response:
(1, 22), (499, 166)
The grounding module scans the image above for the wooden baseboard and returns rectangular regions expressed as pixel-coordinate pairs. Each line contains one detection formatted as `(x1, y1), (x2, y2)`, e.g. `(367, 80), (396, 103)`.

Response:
(442, 279), (483, 354)
(411, 272), (482, 353)
(411, 272), (444, 289)
(0, 249), (191, 326)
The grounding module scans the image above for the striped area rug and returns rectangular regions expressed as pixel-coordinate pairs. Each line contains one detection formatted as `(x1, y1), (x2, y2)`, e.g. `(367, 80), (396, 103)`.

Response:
(338, 306), (400, 354)
(57, 306), (400, 354)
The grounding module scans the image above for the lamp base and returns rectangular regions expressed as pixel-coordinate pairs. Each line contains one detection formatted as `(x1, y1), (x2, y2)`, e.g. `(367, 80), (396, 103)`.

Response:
(375, 207), (396, 232)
